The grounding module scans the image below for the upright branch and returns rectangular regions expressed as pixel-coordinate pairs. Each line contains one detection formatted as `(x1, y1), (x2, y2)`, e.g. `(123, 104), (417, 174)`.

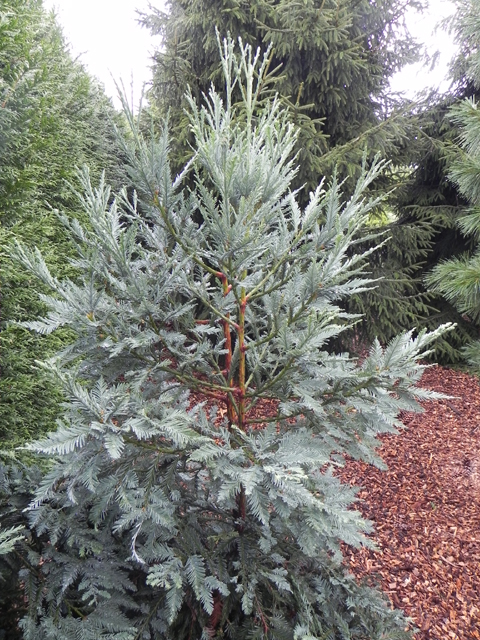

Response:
(217, 271), (236, 427)
(237, 288), (248, 431)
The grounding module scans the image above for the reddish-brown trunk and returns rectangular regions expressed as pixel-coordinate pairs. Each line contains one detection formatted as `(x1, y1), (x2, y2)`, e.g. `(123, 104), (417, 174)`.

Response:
(207, 591), (223, 635)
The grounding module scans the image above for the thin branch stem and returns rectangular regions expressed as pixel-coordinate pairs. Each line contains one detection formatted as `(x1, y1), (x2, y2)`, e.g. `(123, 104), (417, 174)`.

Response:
(154, 195), (221, 278)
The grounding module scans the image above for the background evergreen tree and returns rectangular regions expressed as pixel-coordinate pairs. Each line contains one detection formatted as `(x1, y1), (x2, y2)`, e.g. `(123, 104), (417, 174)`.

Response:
(340, 89), (478, 361)
(2, 38), (449, 639)
(142, 0), (463, 359)
(0, 0), (127, 447)
(141, 0), (424, 195)
(340, 0), (480, 362)
(426, 0), (480, 364)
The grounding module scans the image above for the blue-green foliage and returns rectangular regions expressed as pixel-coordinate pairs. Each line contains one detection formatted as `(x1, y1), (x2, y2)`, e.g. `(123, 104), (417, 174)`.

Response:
(3, 38), (450, 639)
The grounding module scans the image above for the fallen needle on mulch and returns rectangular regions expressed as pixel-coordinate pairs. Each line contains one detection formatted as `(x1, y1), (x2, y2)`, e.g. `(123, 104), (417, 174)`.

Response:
(339, 365), (480, 640)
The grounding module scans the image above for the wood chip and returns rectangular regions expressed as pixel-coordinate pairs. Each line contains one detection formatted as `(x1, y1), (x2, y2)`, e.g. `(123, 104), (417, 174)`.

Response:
(339, 366), (480, 639)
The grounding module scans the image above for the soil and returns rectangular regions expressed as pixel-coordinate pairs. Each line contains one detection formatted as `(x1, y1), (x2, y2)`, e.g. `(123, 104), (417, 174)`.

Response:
(339, 365), (480, 639)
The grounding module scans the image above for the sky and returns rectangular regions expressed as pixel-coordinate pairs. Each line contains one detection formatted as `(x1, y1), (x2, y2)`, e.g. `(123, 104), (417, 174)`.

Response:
(390, 0), (458, 96)
(43, 0), (458, 109)
(43, 0), (163, 109)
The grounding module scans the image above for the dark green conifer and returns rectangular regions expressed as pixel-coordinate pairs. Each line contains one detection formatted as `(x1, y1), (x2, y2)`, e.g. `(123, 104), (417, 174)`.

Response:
(141, 0), (424, 195)
(0, 0), (127, 447)
(427, 0), (480, 364)
(143, 0), (479, 360)
(341, 89), (478, 361)
(347, 0), (480, 362)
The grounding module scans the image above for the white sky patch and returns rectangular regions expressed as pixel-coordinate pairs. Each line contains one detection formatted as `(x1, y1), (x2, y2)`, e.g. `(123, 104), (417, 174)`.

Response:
(390, 0), (458, 98)
(43, 0), (163, 110)
(44, 0), (459, 108)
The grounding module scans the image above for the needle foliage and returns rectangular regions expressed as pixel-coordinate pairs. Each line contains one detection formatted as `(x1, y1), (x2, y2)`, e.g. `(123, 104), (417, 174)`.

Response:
(141, 0), (424, 195)
(427, 0), (480, 364)
(0, 0), (126, 447)
(3, 38), (449, 640)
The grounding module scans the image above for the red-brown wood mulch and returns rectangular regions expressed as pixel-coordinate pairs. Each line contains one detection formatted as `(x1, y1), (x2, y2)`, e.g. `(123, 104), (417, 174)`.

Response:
(339, 365), (480, 640)
(194, 364), (480, 638)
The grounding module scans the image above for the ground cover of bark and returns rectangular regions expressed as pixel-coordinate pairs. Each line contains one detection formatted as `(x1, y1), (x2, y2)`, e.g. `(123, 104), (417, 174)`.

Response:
(339, 365), (480, 639)
(196, 364), (480, 638)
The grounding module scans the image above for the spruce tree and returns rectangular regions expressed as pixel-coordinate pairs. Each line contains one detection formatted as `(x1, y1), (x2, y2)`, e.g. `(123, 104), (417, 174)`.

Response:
(339, 89), (478, 362)
(340, 0), (480, 362)
(426, 0), (480, 364)
(2, 38), (449, 639)
(358, 0), (480, 363)
(143, 0), (472, 360)
(141, 0), (424, 195)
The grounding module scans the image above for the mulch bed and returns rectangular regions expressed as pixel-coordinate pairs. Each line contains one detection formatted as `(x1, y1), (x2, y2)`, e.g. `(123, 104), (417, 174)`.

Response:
(339, 365), (480, 639)
(196, 364), (480, 638)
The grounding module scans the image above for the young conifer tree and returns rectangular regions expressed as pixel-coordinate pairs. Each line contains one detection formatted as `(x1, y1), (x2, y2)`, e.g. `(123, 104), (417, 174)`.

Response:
(6, 38), (448, 639)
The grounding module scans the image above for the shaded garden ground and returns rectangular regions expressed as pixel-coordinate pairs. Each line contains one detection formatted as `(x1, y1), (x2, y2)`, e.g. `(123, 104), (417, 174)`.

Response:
(339, 366), (480, 639)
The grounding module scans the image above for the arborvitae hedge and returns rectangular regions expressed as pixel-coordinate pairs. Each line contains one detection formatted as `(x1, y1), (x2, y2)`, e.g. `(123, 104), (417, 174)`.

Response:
(0, 0), (127, 447)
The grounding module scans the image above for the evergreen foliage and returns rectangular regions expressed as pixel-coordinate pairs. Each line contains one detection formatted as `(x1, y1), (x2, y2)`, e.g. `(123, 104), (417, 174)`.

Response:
(141, 0), (477, 361)
(340, 0), (480, 363)
(2, 38), (450, 639)
(0, 459), (40, 639)
(140, 0), (456, 359)
(340, 89), (480, 362)
(426, 0), (480, 364)
(357, 0), (480, 363)
(141, 0), (424, 195)
(0, 0), (127, 446)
